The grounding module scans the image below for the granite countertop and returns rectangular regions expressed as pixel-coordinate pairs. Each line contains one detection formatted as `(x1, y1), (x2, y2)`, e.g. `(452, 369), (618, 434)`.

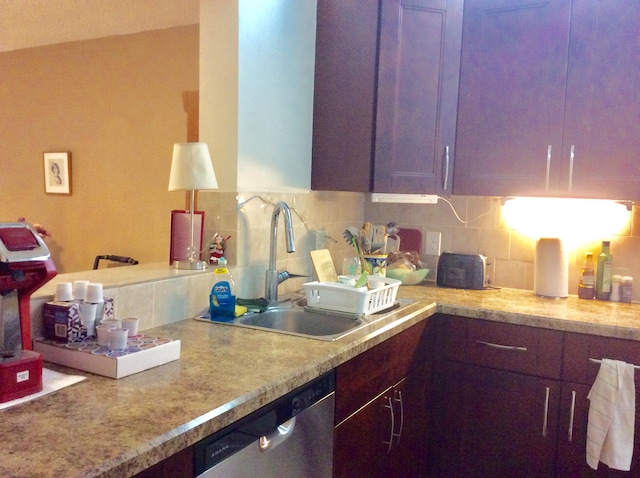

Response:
(2, 284), (640, 477)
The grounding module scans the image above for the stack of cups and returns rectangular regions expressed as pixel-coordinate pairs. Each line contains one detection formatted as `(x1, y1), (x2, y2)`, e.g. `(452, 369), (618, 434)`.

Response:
(85, 283), (104, 324)
(76, 281), (104, 337)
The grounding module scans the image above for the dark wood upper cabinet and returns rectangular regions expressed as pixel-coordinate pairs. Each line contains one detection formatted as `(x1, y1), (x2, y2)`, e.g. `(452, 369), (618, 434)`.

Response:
(312, 0), (463, 194)
(374, 0), (463, 194)
(311, 0), (380, 192)
(453, 0), (640, 200)
(561, 0), (640, 200)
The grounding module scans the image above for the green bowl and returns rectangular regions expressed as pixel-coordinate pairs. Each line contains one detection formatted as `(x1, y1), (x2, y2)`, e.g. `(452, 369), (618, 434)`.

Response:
(386, 268), (429, 285)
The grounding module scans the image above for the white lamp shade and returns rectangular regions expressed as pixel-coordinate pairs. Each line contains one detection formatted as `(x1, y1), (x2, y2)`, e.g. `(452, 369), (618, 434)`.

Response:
(168, 142), (218, 191)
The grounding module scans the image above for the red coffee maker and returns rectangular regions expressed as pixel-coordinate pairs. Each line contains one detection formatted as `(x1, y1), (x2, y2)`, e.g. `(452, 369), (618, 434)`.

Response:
(0, 222), (57, 402)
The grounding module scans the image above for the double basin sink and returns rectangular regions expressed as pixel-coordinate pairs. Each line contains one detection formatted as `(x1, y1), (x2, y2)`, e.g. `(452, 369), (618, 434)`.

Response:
(200, 297), (415, 341)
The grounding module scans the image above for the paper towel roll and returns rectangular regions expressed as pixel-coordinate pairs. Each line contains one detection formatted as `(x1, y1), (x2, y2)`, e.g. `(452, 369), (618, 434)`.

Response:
(534, 238), (568, 298)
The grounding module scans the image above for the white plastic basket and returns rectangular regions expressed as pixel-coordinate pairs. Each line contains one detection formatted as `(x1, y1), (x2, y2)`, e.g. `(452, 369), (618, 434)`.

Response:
(303, 277), (401, 316)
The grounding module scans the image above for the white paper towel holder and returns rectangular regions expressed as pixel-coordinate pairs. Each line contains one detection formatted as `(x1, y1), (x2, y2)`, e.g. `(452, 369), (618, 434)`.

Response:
(534, 237), (569, 298)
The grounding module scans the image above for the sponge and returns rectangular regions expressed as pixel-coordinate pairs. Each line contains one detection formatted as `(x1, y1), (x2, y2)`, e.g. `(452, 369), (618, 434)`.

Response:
(234, 305), (248, 317)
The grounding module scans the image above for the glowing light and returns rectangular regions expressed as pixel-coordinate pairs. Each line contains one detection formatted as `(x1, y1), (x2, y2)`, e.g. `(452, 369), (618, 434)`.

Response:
(502, 198), (631, 247)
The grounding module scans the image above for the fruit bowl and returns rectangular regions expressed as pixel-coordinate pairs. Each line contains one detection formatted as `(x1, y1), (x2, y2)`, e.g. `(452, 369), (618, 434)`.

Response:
(385, 268), (429, 285)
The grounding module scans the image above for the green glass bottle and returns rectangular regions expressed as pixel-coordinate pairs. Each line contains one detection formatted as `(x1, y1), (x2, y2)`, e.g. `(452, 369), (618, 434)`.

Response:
(595, 241), (613, 300)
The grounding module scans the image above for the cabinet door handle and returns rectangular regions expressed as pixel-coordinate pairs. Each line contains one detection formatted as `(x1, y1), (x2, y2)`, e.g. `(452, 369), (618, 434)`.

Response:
(475, 339), (527, 352)
(383, 396), (395, 454)
(545, 145), (552, 191)
(393, 390), (404, 446)
(442, 145), (450, 191)
(568, 144), (575, 192)
(568, 390), (576, 442)
(542, 386), (550, 438)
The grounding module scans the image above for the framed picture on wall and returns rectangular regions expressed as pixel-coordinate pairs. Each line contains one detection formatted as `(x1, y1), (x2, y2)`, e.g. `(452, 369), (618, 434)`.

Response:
(43, 152), (72, 195)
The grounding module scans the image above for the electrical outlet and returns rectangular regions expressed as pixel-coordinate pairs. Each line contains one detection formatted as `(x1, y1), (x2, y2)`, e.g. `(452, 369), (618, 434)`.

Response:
(426, 232), (441, 255)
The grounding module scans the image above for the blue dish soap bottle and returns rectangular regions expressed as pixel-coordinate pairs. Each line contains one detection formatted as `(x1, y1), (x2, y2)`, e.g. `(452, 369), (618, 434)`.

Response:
(209, 257), (236, 321)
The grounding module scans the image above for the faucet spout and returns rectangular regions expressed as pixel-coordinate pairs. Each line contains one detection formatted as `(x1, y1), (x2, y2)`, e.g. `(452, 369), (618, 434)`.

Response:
(265, 201), (296, 304)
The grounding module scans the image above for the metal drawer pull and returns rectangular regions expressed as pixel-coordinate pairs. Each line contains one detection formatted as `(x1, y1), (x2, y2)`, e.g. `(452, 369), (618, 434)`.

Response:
(383, 396), (395, 454)
(589, 358), (640, 369)
(545, 145), (552, 191)
(568, 390), (576, 442)
(568, 144), (575, 191)
(542, 386), (550, 438)
(393, 390), (404, 446)
(475, 340), (527, 352)
(443, 146), (450, 191)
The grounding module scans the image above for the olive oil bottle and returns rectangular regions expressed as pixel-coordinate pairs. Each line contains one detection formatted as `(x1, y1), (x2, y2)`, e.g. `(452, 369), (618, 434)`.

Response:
(595, 241), (613, 300)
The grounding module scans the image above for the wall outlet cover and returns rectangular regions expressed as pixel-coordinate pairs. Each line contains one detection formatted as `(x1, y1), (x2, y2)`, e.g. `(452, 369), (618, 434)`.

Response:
(426, 232), (441, 255)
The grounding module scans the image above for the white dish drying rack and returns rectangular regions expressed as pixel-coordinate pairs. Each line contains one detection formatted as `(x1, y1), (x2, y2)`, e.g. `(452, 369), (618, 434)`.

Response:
(303, 277), (401, 316)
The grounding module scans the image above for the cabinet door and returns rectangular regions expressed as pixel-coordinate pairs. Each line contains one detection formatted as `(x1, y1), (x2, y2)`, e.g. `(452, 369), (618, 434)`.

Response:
(311, 0), (379, 192)
(334, 389), (391, 478)
(374, 0), (463, 194)
(453, 0), (570, 196)
(433, 361), (560, 477)
(561, 0), (640, 200)
(557, 382), (640, 477)
(384, 370), (430, 477)
(559, 332), (640, 476)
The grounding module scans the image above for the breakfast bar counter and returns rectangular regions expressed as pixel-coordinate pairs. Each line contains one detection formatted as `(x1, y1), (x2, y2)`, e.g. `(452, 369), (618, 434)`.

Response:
(2, 284), (640, 477)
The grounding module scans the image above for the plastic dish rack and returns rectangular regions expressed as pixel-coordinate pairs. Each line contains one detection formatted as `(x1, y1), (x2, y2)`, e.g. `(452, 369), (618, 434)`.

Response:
(303, 277), (401, 316)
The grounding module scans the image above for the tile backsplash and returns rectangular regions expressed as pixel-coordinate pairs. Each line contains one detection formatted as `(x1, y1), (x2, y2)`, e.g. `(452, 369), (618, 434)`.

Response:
(367, 196), (640, 302)
(31, 193), (637, 337)
(199, 191), (639, 303)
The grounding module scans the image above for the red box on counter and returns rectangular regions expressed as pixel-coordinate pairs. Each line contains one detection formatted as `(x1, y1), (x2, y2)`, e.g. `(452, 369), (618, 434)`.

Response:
(0, 350), (43, 403)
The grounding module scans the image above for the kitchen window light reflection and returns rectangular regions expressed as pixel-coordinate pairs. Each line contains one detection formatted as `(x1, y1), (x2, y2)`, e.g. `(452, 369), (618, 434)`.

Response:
(501, 197), (631, 245)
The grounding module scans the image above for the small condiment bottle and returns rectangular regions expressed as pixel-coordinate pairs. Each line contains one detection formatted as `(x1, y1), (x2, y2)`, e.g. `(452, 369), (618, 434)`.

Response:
(609, 275), (622, 302)
(622, 276), (633, 303)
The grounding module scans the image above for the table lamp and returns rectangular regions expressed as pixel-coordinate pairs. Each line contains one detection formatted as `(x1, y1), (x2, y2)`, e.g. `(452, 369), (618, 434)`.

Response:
(168, 142), (218, 270)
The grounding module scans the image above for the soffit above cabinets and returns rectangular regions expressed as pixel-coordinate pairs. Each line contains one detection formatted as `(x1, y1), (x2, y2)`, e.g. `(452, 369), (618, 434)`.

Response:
(0, 0), (199, 53)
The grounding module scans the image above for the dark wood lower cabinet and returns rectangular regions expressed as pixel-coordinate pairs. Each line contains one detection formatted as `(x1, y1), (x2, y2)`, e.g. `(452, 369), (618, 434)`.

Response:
(333, 319), (433, 477)
(433, 361), (560, 477)
(555, 333), (640, 477)
(334, 372), (429, 478)
(432, 317), (640, 478)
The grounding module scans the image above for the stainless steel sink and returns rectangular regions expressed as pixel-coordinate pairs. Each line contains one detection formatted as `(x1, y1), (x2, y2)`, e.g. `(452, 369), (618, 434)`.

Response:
(197, 298), (415, 341)
(237, 308), (364, 339)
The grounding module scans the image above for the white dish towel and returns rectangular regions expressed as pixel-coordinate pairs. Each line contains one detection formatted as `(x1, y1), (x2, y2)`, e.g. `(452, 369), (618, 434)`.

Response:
(587, 358), (636, 471)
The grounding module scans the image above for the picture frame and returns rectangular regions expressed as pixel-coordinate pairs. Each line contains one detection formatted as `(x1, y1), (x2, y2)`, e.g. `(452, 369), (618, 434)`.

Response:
(43, 152), (72, 195)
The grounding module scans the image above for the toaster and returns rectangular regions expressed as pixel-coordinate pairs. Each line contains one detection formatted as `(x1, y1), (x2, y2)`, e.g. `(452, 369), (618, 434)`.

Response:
(436, 252), (488, 290)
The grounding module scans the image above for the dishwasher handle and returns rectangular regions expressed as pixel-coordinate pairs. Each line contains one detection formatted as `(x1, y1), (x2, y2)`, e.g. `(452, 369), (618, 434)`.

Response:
(259, 417), (297, 453)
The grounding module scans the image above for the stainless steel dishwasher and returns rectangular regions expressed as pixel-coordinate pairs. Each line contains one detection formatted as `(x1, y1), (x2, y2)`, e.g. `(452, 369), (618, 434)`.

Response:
(194, 372), (335, 478)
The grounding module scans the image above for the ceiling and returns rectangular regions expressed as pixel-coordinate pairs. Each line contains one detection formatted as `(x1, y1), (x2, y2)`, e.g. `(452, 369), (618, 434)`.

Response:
(0, 0), (199, 53)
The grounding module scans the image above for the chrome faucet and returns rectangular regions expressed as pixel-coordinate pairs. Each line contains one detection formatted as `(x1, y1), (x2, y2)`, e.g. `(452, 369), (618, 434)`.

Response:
(265, 201), (297, 304)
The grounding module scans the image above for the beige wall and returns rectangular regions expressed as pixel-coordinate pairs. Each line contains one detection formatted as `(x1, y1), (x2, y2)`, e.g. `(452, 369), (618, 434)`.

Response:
(0, 25), (199, 273)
